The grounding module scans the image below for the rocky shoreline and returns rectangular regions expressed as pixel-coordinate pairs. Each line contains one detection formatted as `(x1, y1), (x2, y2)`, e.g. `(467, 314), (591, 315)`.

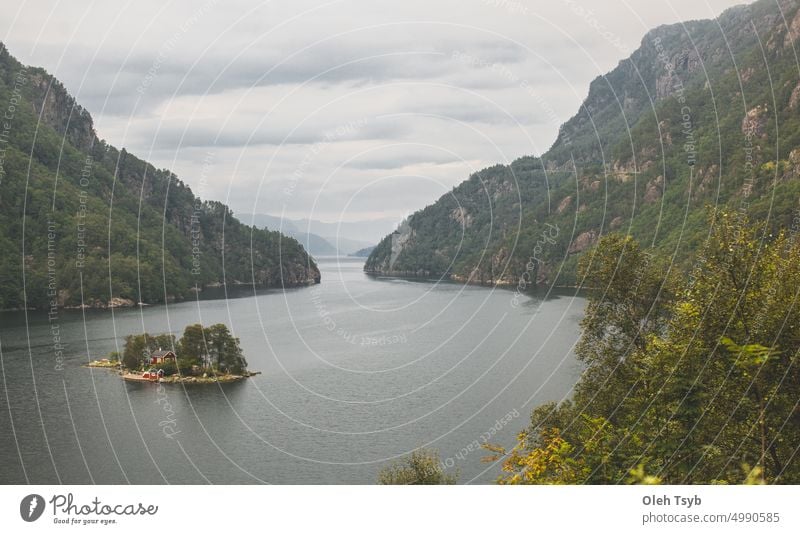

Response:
(364, 270), (520, 287)
(86, 359), (260, 384)
(121, 371), (260, 384)
(85, 359), (120, 368)
(20, 276), (321, 311)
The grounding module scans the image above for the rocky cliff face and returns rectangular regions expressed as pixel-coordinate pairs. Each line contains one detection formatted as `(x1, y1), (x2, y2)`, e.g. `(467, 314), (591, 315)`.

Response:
(366, 0), (800, 287)
(26, 72), (96, 153)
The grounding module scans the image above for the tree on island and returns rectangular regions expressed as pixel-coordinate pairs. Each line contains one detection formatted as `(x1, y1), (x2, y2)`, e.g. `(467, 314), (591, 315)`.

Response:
(176, 324), (209, 369)
(206, 323), (247, 374)
(121, 323), (247, 375)
(175, 323), (247, 374)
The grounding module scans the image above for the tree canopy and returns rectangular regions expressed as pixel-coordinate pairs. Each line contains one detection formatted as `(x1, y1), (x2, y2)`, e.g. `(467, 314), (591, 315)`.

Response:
(489, 212), (800, 484)
(377, 449), (457, 485)
(122, 323), (247, 375)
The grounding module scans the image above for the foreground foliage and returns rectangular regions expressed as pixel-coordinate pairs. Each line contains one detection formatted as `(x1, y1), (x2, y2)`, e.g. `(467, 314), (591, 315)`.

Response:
(378, 449), (457, 485)
(490, 212), (800, 484)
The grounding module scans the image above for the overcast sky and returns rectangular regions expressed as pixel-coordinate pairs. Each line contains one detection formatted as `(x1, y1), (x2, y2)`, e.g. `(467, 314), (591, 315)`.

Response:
(1, 0), (746, 226)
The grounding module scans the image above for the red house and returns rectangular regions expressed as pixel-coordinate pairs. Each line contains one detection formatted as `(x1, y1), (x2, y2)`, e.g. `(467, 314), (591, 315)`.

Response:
(149, 349), (176, 365)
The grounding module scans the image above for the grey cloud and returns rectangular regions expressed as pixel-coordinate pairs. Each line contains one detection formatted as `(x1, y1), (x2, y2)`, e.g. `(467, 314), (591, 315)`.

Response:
(50, 29), (539, 118)
(345, 153), (462, 171)
(129, 116), (413, 150)
(61, 39), (525, 116)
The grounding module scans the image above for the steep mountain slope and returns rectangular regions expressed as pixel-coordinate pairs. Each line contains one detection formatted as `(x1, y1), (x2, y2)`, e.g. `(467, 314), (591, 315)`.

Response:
(366, 0), (800, 286)
(0, 44), (319, 309)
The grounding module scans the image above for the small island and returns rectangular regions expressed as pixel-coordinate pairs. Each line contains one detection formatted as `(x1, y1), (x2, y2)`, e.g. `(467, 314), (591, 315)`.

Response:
(87, 323), (257, 384)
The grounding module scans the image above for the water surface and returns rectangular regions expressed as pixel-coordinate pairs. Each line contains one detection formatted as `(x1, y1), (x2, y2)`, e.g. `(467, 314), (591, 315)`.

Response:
(0, 257), (585, 484)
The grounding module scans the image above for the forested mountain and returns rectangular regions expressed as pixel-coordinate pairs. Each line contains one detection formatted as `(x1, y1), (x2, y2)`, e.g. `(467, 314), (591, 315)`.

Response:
(0, 44), (319, 309)
(366, 0), (800, 287)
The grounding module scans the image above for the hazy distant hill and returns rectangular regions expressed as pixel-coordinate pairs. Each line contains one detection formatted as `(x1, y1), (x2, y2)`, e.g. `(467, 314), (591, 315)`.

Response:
(242, 213), (338, 256)
(244, 213), (380, 256)
(349, 246), (376, 258)
(366, 0), (800, 286)
(322, 235), (373, 255)
(0, 43), (319, 309)
(296, 216), (399, 244)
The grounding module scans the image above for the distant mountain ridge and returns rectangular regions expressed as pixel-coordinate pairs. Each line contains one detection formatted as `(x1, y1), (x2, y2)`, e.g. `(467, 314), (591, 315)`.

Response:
(0, 43), (319, 309)
(243, 212), (378, 256)
(366, 0), (800, 286)
(349, 246), (376, 258)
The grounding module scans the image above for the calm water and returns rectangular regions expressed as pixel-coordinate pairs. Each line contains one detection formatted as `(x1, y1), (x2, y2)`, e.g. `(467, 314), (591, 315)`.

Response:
(0, 257), (584, 484)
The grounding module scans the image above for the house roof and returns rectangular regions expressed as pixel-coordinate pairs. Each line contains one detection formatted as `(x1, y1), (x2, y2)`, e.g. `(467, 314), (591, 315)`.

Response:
(151, 349), (175, 357)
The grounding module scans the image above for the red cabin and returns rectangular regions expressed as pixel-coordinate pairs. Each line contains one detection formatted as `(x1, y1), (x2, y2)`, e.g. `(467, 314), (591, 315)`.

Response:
(149, 349), (176, 365)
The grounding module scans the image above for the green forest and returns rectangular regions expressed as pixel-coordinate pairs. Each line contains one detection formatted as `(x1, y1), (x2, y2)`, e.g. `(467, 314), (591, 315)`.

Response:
(0, 43), (319, 310)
